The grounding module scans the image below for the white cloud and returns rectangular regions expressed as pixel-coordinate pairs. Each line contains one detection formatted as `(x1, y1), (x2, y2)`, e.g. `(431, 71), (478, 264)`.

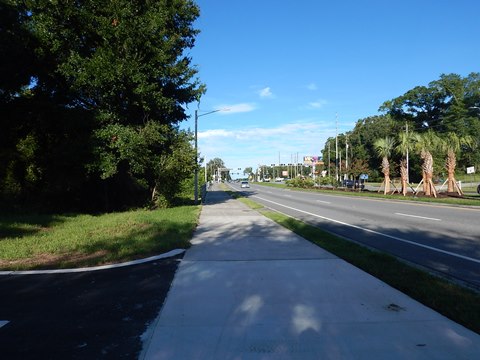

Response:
(308, 99), (328, 109)
(307, 83), (318, 91)
(259, 87), (274, 98)
(198, 120), (336, 171)
(215, 103), (256, 114)
(199, 129), (233, 139)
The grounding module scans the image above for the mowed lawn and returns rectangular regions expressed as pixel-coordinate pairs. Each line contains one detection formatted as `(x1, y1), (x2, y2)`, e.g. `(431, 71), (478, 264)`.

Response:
(0, 207), (200, 270)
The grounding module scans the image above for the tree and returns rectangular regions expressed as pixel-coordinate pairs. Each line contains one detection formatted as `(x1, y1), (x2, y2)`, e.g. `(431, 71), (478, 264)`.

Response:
(0, 0), (37, 101)
(440, 133), (476, 194)
(349, 159), (370, 190)
(380, 73), (480, 170)
(414, 131), (441, 197)
(1, 0), (205, 211)
(206, 158), (226, 182)
(395, 126), (418, 195)
(374, 137), (395, 194)
(243, 167), (253, 179)
(151, 128), (196, 207)
(333, 115), (401, 181)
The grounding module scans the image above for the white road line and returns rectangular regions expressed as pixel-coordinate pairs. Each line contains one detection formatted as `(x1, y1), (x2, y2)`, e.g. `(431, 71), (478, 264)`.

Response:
(0, 320), (9, 328)
(253, 195), (480, 264)
(316, 200), (331, 204)
(395, 213), (441, 221)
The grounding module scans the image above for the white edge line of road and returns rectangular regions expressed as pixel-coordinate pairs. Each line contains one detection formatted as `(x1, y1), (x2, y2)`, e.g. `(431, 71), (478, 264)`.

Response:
(0, 249), (185, 276)
(253, 195), (480, 265)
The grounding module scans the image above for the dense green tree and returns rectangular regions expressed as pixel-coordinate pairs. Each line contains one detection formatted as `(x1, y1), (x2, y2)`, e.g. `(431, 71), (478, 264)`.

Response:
(206, 158), (226, 181)
(151, 128), (196, 207)
(0, 0), (36, 100)
(322, 115), (401, 182)
(243, 167), (253, 178)
(380, 73), (480, 170)
(0, 0), (205, 211)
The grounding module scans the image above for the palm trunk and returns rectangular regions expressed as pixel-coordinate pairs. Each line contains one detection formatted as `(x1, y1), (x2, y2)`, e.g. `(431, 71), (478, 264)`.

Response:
(400, 159), (407, 196)
(382, 156), (390, 194)
(421, 150), (434, 196)
(446, 149), (456, 193)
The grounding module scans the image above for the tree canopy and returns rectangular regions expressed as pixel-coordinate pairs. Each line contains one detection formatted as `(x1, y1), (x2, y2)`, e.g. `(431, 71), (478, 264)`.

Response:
(322, 73), (480, 184)
(0, 0), (205, 211)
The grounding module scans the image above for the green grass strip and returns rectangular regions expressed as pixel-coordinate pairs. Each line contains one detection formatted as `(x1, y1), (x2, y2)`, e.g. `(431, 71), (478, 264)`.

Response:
(0, 206), (200, 270)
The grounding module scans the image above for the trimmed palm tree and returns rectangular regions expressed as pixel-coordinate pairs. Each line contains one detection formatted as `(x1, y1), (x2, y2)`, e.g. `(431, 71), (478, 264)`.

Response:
(374, 136), (395, 194)
(396, 128), (418, 196)
(440, 133), (476, 194)
(414, 131), (440, 197)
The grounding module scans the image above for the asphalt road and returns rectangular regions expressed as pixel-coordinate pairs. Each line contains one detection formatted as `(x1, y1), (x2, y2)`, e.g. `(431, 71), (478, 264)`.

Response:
(0, 256), (180, 360)
(229, 182), (480, 289)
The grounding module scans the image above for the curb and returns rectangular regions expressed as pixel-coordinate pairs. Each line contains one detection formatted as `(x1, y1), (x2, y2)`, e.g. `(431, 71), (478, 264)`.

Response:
(0, 249), (185, 275)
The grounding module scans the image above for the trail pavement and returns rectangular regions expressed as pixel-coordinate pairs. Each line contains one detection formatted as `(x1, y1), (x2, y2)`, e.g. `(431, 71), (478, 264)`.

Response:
(141, 184), (480, 359)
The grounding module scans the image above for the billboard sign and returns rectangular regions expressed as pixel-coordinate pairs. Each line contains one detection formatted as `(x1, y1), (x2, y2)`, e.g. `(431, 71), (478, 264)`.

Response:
(303, 156), (322, 166)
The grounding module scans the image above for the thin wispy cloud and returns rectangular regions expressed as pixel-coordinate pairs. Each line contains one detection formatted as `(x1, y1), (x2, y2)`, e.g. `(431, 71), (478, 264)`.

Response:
(307, 83), (318, 91)
(259, 87), (274, 98)
(308, 99), (328, 109)
(199, 129), (233, 138)
(215, 103), (256, 114)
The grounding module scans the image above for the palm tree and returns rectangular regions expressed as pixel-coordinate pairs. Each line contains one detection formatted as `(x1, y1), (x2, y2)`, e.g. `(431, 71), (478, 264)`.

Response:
(396, 128), (418, 196)
(374, 137), (395, 194)
(440, 133), (476, 194)
(415, 131), (440, 197)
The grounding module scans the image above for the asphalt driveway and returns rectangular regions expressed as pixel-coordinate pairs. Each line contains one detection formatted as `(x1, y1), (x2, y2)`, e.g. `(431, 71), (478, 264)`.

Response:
(0, 255), (181, 360)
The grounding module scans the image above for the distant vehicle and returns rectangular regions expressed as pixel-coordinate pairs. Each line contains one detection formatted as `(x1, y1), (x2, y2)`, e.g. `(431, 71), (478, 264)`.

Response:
(241, 181), (250, 188)
(342, 179), (365, 190)
(275, 177), (283, 182)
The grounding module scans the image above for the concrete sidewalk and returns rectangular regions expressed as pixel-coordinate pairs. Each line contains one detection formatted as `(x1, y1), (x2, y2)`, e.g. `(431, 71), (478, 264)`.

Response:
(141, 184), (480, 359)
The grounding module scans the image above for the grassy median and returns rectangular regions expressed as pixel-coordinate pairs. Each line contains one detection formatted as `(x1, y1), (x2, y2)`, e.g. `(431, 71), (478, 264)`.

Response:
(0, 206), (200, 270)
(255, 182), (480, 207)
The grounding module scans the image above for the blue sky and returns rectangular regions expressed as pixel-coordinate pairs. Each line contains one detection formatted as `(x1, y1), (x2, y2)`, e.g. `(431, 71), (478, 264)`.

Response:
(182, 0), (479, 177)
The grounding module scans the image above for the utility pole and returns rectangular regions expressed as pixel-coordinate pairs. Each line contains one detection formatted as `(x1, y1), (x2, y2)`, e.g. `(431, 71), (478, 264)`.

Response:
(406, 121), (410, 184)
(328, 141), (331, 178)
(335, 113), (339, 182)
(194, 110), (198, 204)
(345, 134), (349, 180)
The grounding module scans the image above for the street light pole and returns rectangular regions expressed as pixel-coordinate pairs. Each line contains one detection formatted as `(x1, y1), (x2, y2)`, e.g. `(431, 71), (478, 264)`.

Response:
(194, 109), (199, 204)
(194, 108), (228, 204)
(335, 113), (339, 182)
